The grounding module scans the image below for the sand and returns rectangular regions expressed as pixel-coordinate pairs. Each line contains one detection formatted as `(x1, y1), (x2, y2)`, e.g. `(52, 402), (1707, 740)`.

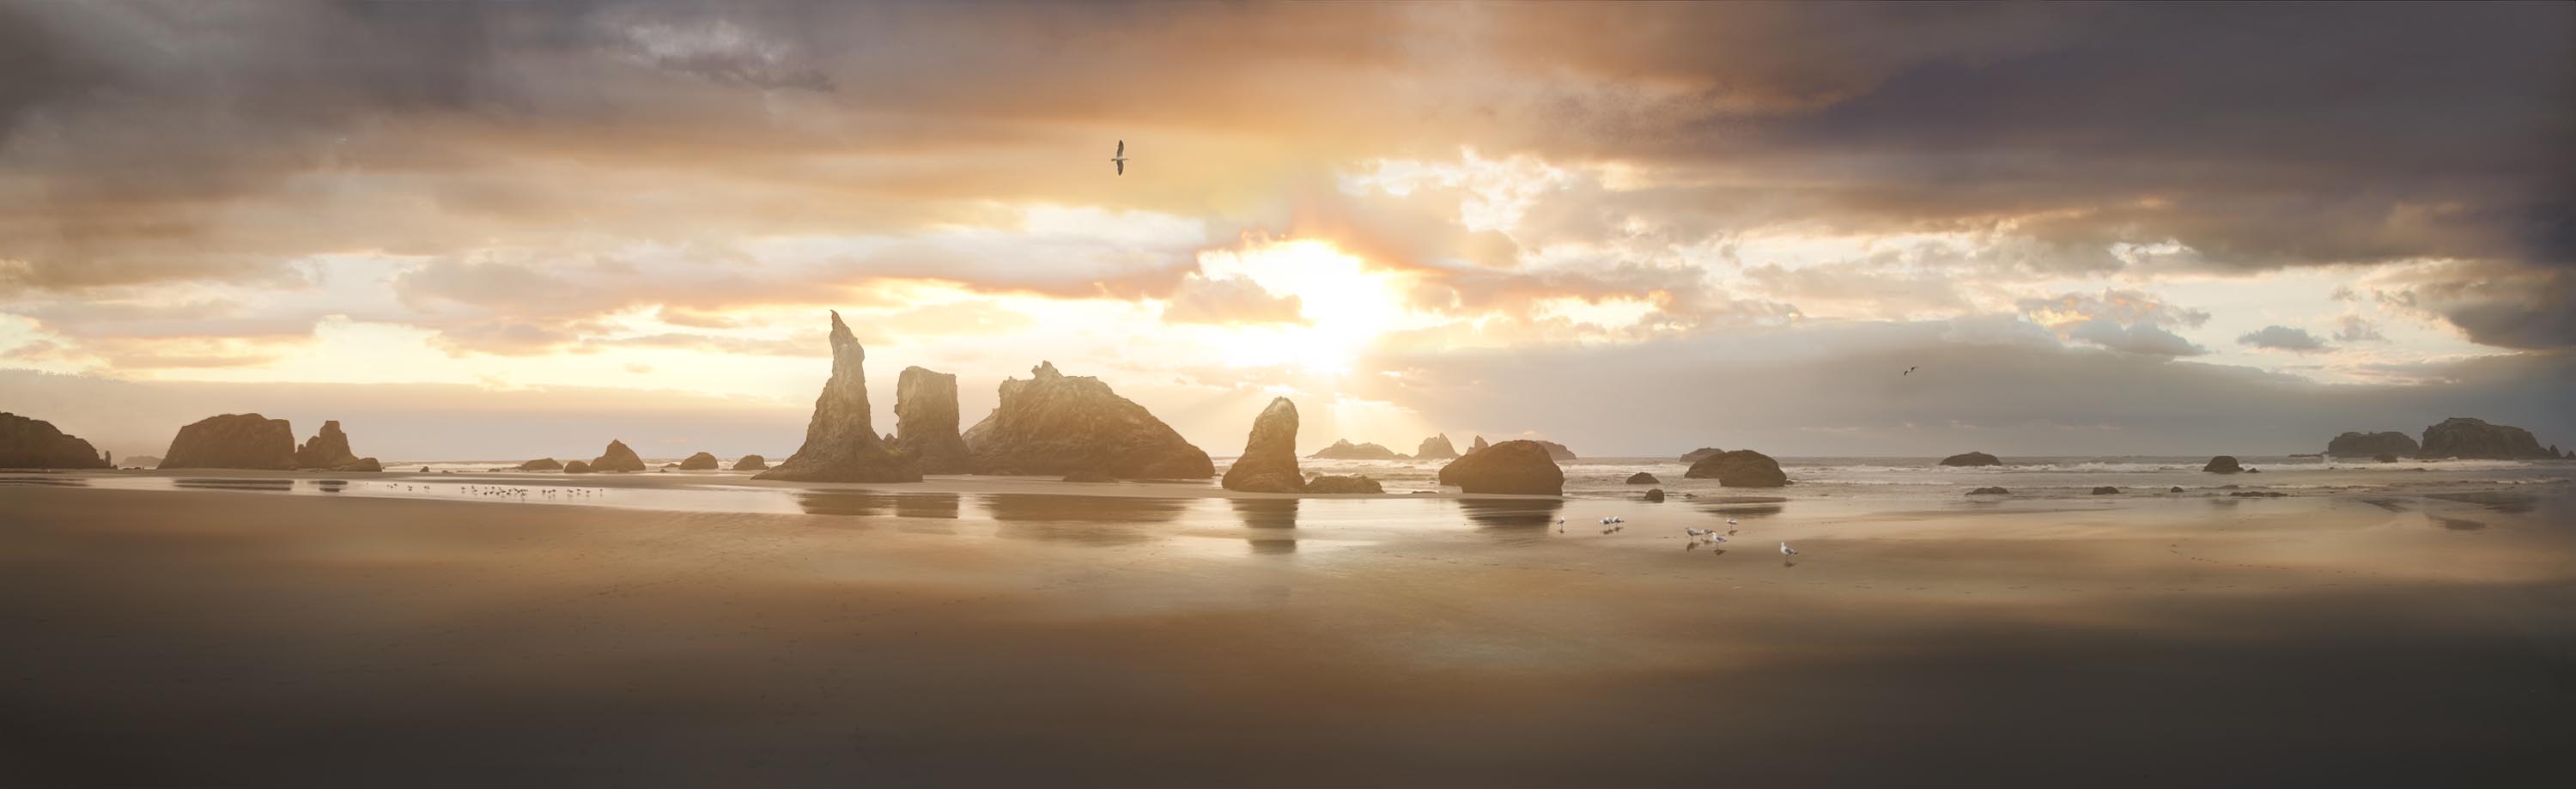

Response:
(1, 476), (2570, 786)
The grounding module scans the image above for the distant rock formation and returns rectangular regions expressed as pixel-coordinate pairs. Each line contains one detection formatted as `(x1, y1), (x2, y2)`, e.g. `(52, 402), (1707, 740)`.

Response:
(1680, 447), (1724, 462)
(292, 421), (381, 471)
(2417, 417), (2551, 459)
(756, 311), (923, 483)
(961, 361), (1212, 479)
(1625, 472), (1659, 484)
(1684, 449), (1789, 488)
(1529, 440), (1577, 461)
(126, 455), (162, 470)
(1061, 470), (1116, 483)
(1469, 435), (1490, 452)
(160, 414), (296, 470)
(893, 367), (975, 474)
(677, 452), (720, 470)
(1223, 398), (1305, 493)
(2203, 456), (2244, 473)
(732, 454), (769, 471)
(1939, 452), (2002, 467)
(518, 458), (562, 471)
(563, 460), (592, 473)
(1436, 440), (1564, 495)
(2325, 431), (2418, 458)
(1643, 488), (1665, 502)
(590, 440), (647, 473)
(0, 412), (112, 470)
(1310, 439), (1403, 460)
(1413, 434), (1460, 459)
(2169, 486), (2185, 493)
(1303, 475), (1383, 494)
(2091, 486), (2120, 495)
(1968, 487), (2010, 495)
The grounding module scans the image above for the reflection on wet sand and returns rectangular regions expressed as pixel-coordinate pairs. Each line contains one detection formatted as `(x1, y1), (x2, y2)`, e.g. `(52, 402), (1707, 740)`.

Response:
(173, 477), (294, 492)
(0, 476), (88, 488)
(1698, 501), (1786, 519)
(893, 493), (960, 519)
(982, 494), (1192, 545)
(2428, 491), (2537, 513)
(1230, 498), (1298, 554)
(316, 480), (346, 493)
(1455, 498), (1564, 530)
(795, 491), (893, 519)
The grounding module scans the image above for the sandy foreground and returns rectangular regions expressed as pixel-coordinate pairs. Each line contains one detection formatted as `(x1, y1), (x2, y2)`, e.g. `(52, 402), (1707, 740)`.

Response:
(1, 472), (2571, 786)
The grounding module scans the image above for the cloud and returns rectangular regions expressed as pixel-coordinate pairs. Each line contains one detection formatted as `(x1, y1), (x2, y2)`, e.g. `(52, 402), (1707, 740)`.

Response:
(2238, 325), (2331, 353)
(2015, 288), (2209, 356)
(2064, 319), (2207, 357)
(2331, 315), (2386, 343)
(1161, 276), (1305, 325)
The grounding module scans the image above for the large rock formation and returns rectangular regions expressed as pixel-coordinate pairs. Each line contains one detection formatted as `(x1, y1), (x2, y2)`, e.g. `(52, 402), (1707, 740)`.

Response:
(892, 366), (974, 474)
(563, 460), (592, 474)
(2417, 417), (2551, 459)
(1529, 440), (1577, 461)
(1222, 398), (1305, 493)
(2325, 431), (2418, 458)
(160, 414), (297, 470)
(756, 311), (923, 483)
(677, 452), (720, 470)
(1680, 447), (1724, 463)
(1303, 474), (1383, 494)
(2203, 456), (2244, 473)
(0, 413), (112, 469)
(590, 440), (648, 472)
(1436, 440), (1564, 495)
(961, 361), (1212, 479)
(292, 421), (381, 471)
(1413, 434), (1460, 459)
(1684, 449), (1789, 488)
(1310, 439), (1403, 460)
(1938, 452), (2002, 467)
(518, 458), (562, 471)
(732, 454), (769, 470)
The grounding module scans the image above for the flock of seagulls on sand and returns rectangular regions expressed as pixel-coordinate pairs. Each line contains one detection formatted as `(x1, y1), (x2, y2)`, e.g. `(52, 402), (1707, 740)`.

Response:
(1553, 510), (1803, 561)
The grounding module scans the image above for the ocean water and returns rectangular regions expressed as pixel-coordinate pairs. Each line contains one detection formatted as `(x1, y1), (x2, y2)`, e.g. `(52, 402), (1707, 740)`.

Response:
(365, 454), (2572, 501)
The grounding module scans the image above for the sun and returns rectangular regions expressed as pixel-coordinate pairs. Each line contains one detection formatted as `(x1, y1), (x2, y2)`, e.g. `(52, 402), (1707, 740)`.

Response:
(1191, 239), (1413, 373)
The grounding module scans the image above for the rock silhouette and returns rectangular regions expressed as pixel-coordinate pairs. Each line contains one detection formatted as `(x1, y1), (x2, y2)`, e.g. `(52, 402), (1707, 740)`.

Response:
(2203, 456), (2244, 474)
(1309, 439), (1402, 460)
(962, 361), (1212, 480)
(160, 414), (296, 470)
(1939, 452), (2002, 467)
(677, 452), (720, 470)
(1303, 475), (1384, 494)
(293, 421), (381, 471)
(1413, 434), (1460, 459)
(562, 460), (592, 474)
(590, 440), (647, 473)
(517, 458), (562, 471)
(893, 366), (975, 474)
(2092, 486), (2120, 495)
(1680, 447), (1724, 462)
(1625, 472), (1659, 484)
(2325, 431), (2418, 458)
(1469, 435), (1490, 452)
(1221, 398), (1304, 493)
(1684, 449), (1789, 488)
(1643, 488), (1665, 502)
(1528, 440), (1577, 461)
(1437, 440), (1564, 495)
(1, 412), (112, 470)
(1969, 487), (2010, 495)
(2417, 417), (2551, 459)
(756, 311), (923, 483)
(732, 454), (769, 471)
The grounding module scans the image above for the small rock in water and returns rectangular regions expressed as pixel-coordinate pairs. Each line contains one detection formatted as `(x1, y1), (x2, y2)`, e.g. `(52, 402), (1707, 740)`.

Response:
(2091, 486), (2120, 495)
(1968, 487), (2009, 495)
(2230, 490), (2287, 498)
(2168, 486), (2185, 493)
(1643, 488), (1665, 502)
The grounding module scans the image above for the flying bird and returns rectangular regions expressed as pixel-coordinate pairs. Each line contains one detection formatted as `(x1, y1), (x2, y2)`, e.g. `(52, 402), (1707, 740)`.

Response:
(1111, 139), (1127, 175)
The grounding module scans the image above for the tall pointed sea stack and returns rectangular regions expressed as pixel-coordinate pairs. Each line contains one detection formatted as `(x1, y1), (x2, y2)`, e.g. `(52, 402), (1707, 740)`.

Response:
(293, 420), (382, 471)
(893, 366), (974, 474)
(1222, 398), (1304, 492)
(756, 311), (922, 483)
(961, 361), (1214, 479)
(1413, 434), (1459, 460)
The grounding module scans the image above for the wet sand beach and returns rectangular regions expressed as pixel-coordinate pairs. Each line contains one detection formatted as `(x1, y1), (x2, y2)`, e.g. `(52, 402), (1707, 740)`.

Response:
(2, 476), (2571, 786)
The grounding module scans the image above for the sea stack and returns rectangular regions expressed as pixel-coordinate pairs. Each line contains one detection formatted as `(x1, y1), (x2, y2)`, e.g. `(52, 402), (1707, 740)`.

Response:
(677, 452), (720, 470)
(2325, 431), (2418, 458)
(159, 414), (297, 470)
(1939, 452), (2002, 467)
(960, 361), (1212, 479)
(518, 458), (562, 471)
(590, 440), (648, 472)
(1310, 439), (1403, 460)
(1625, 472), (1660, 484)
(292, 421), (382, 472)
(1221, 398), (1305, 493)
(1469, 435), (1490, 452)
(1303, 475), (1383, 494)
(1436, 440), (1564, 495)
(732, 454), (769, 471)
(1684, 449), (1789, 488)
(2203, 456), (2244, 473)
(0, 412), (112, 470)
(756, 311), (923, 483)
(1529, 440), (1577, 461)
(892, 367), (974, 474)
(2417, 417), (2551, 459)
(563, 460), (592, 474)
(1680, 447), (1724, 462)
(1413, 434), (1460, 459)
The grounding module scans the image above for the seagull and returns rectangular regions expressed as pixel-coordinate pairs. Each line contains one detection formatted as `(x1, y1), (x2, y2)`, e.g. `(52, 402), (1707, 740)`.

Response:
(1779, 541), (1799, 556)
(1725, 517), (1739, 525)
(1684, 527), (1709, 537)
(1110, 139), (1127, 175)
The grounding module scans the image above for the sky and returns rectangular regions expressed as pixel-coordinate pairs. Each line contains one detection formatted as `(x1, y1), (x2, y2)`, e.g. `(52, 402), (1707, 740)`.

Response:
(3, 1), (2572, 461)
